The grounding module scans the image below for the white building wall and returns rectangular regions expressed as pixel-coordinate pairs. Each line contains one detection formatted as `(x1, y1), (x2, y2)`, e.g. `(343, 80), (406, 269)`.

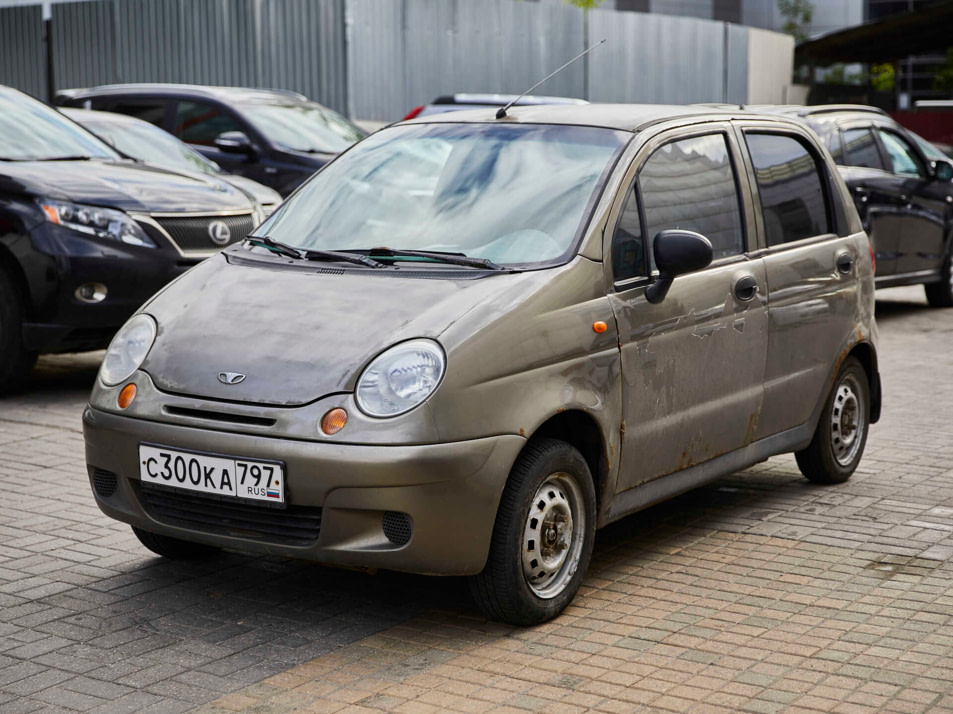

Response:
(747, 26), (795, 103)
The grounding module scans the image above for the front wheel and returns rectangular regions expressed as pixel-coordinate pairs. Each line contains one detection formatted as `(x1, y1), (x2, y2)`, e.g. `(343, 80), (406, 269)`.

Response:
(469, 438), (596, 626)
(924, 249), (953, 308)
(795, 357), (870, 484)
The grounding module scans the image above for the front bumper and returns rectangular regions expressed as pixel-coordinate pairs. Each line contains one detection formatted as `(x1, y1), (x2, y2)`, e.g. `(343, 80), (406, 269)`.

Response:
(83, 405), (525, 575)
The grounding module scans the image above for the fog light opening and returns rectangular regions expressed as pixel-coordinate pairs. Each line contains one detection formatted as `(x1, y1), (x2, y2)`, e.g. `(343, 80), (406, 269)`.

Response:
(75, 282), (107, 303)
(118, 383), (137, 409)
(321, 408), (348, 435)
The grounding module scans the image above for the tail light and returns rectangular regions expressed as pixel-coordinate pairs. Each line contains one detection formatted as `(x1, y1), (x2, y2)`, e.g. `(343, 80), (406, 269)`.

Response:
(402, 105), (425, 121)
(869, 240), (876, 274)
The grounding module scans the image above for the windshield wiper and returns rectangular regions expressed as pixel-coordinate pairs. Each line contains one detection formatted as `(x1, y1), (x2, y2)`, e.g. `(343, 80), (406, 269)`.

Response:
(366, 247), (511, 271)
(246, 236), (303, 259)
(33, 155), (93, 162)
(246, 237), (385, 268)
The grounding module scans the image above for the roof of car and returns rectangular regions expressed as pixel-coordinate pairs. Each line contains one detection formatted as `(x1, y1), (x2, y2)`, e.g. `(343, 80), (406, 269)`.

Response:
(402, 103), (792, 133)
(60, 83), (309, 103)
(742, 104), (888, 118)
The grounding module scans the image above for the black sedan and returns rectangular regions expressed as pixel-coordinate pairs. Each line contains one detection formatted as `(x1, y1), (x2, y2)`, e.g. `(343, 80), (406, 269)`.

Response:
(57, 84), (367, 196)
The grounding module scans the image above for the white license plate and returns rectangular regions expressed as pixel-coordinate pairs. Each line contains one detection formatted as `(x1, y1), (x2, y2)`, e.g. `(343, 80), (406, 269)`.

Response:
(138, 444), (285, 504)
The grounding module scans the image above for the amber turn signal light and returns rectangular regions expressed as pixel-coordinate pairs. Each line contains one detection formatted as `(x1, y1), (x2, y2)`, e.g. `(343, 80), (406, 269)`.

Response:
(321, 408), (348, 435)
(118, 383), (137, 409)
(592, 321), (608, 334)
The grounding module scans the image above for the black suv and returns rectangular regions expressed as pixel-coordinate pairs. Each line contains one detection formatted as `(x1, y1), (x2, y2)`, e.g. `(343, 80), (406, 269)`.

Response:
(756, 105), (953, 307)
(57, 84), (367, 197)
(0, 86), (262, 392)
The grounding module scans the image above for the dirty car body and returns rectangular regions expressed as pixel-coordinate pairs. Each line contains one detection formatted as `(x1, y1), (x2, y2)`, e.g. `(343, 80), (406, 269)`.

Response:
(84, 104), (881, 625)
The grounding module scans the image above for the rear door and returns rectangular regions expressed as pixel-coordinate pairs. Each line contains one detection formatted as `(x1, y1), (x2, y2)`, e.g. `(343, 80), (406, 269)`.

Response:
(737, 122), (862, 437)
(607, 124), (768, 491)
(838, 125), (904, 277)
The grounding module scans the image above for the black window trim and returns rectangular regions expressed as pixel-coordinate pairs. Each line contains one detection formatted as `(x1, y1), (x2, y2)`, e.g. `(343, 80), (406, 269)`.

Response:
(839, 123), (891, 175)
(741, 127), (840, 253)
(610, 125), (750, 291)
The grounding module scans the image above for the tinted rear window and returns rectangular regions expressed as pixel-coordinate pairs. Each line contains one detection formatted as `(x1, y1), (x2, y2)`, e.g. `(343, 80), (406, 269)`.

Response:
(842, 128), (885, 170)
(746, 133), (829, 247)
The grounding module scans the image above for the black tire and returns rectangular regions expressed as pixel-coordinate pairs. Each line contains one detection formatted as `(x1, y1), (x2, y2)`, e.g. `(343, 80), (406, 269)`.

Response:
(469, 438), (596, 626)
(924, 249), (953, 308)
(0, 270), (37, 395)
(132, 526), (220, 559)
(795, 357), (870, 484)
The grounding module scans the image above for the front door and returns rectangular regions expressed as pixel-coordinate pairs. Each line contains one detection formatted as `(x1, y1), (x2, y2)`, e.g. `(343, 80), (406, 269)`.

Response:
(608, 129), (768, 492)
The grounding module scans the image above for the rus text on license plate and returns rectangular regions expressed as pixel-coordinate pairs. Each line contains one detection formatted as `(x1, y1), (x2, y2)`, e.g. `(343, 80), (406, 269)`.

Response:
(138, 444), (285, 504)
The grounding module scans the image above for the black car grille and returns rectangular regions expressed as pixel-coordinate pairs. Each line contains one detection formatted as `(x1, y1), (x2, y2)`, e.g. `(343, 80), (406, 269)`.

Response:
(139, 484), (321, 546)
(152, 214), (255, 257)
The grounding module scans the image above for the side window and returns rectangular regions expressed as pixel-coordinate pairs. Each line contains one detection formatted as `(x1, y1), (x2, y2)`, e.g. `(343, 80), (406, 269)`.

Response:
(174, 101), (242, 145)
(877, 129), (926, 178)
(638, 133), (744, 264)
(611, 186), (645, 283)
(92, 100), (168, 128)
(746, 132), (830, 247)
(842, 128), (885, 170)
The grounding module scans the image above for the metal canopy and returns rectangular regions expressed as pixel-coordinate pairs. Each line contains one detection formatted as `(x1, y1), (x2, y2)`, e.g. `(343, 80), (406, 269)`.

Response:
(795, 1), (953, 65)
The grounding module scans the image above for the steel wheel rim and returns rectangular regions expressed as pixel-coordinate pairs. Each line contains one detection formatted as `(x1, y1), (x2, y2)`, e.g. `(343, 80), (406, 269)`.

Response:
(521, 473), (585, 600)
(830, 373), (865, 466)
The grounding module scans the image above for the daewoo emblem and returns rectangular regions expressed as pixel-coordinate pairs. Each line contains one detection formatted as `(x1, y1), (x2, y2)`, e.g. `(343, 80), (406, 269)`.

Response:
(218, 372), (246, 385)
(208, 220), (232, 246)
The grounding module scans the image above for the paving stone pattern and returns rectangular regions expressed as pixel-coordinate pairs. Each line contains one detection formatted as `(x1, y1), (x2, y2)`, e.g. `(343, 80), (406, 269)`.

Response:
(2, 286), (953, 713)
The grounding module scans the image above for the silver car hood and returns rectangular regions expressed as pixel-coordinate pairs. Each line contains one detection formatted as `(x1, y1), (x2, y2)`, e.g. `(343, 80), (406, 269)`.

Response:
(139, 251), (527, 406)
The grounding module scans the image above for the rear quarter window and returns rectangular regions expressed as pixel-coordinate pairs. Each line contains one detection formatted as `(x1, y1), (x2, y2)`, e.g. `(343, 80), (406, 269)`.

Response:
(745, 132), (830, 247)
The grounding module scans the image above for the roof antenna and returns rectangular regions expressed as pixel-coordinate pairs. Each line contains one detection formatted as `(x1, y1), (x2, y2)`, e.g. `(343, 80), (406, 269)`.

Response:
(496, 38), (606, 120)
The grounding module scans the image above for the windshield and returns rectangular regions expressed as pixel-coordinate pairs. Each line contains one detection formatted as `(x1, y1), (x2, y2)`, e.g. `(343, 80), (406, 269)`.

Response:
(252, 122), (628, 267)
(909, 130), (948, 161)
(0, 89), (117, 161)
(239, 102), (367, 154)
(85, 118), (220, 175)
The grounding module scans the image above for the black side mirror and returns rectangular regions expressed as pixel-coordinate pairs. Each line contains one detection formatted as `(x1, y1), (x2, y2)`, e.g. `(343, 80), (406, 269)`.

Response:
(645, 229), (713, 304)
(933, 159), (953, 182)
(214, 131), (255, 156)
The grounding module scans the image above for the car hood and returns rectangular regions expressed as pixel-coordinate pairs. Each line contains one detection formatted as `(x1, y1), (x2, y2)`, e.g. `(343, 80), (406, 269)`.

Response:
(140, 251), (531, 406)
(222, 174), (282, 207)
(0, 159), (253, 212)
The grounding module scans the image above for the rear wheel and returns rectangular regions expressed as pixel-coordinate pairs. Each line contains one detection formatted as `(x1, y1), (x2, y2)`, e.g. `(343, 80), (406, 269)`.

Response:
(469, 438), (596, 626)
(132, 527), (220, 559)
(795, 357), (870, 484)
(924, 248), (953, 308)
(0, 271), (36, 394)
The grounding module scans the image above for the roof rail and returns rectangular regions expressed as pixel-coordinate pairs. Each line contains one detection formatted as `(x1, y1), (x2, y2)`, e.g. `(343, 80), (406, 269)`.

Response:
(796, 104), (888, 117)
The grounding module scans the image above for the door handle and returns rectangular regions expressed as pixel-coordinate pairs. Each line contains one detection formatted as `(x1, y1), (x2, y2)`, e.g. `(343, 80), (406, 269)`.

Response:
(836, 253), (853, 274)
(733, 275), (758, 302)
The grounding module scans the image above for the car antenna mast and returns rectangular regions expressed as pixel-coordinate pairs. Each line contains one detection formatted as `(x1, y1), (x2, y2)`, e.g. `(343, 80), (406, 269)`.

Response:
(495, 38), (606, 120)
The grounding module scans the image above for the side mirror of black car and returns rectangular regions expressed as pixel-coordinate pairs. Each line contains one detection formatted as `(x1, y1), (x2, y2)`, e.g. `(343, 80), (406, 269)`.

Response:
(933, 159), (953, 182)
(214, 131), (256, 156)
(645, 230), (713, 304)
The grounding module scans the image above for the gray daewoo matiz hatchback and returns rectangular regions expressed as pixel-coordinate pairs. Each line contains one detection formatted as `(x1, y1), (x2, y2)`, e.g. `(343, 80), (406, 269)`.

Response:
(84, 104), (881, 625)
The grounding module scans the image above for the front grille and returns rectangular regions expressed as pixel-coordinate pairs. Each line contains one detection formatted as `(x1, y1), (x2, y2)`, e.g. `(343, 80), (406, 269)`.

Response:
(139, 485), (321, 546)
(163, 406), (276, 427)
(152, 214), (255, 257)
(383, 511), (413, 546)
(93, 468), (118, 498)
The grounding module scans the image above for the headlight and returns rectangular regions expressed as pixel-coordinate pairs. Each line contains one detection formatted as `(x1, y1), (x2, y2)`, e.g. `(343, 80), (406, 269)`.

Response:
(99, 314), (157, 386)
(40, 199), (156, 248)
(356, 339), (446, 417)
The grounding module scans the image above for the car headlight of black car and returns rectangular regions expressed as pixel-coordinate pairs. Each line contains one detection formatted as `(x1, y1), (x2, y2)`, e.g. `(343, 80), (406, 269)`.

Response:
(40, 199), (156, 248)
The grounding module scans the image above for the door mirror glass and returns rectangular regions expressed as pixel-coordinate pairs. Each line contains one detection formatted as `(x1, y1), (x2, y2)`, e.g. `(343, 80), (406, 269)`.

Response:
(645, 229), (713, 304)
(933, 159), (953, 182)
(214, 131), (254, 155)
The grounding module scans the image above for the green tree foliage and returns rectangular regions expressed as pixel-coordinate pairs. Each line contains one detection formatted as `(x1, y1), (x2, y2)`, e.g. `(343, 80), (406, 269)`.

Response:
(565, 0), (604, 8)
(934, 48), (953, 94)
(778, 0), (814, 43)
(871, 63), (896, 92)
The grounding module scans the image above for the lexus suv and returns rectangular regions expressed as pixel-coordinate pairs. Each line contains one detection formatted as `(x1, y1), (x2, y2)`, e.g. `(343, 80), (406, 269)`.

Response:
(57, 84), (367, 196)
(0, 86), (263, 392)
(85, 103), (880, 625)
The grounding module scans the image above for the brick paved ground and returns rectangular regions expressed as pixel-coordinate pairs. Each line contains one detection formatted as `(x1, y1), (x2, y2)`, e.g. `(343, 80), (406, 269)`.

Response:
(2, 286), (953, 713)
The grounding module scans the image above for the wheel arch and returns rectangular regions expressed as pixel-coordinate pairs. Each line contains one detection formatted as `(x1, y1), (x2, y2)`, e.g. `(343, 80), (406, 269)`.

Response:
(0, 242), (33, 320)
(526, 409), (609, 515)
(847, 341), (881, 424)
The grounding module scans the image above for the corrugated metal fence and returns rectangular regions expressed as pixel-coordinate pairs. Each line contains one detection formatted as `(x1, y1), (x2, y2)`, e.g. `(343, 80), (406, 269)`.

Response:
(0, 0), (793, 120)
